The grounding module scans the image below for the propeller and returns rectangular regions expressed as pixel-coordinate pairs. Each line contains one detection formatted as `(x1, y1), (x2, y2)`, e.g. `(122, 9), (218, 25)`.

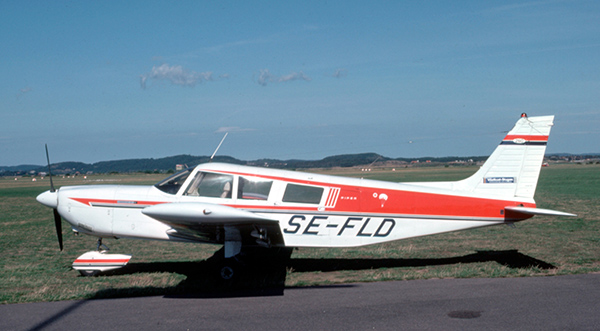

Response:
(45, 144), (63, 251)
(53, 208), (63, 251)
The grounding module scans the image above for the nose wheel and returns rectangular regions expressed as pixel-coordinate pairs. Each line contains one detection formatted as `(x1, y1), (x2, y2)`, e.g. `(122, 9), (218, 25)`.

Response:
(73, 240), (132, 277)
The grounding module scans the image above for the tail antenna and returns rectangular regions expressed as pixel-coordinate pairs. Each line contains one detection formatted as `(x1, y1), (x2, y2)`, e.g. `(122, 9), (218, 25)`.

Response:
(45, 144), (55, 192)
(210, 132), (228, 162)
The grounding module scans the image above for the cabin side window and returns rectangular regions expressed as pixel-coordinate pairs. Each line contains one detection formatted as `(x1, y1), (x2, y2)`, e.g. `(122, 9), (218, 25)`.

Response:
(238, 177), (273, 200)
(184, 172), (234, 198)
(282, 183), (324, 204)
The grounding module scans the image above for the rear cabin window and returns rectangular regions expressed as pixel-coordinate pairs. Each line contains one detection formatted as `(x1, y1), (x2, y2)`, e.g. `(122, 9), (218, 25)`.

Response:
(282, 184), (324, 204)
(184, 172), (234, 198)
(238, 177), (272, 200)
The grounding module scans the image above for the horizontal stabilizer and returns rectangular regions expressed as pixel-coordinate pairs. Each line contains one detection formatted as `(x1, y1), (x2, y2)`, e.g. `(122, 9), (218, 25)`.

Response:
(505, 206), (577, 217)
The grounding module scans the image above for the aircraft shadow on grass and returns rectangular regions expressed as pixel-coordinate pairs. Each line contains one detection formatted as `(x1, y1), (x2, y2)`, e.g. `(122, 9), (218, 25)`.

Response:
(88, 249), (554, 299)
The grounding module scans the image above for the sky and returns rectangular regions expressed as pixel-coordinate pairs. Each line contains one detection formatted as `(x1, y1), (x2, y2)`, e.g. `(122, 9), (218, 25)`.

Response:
(2, 1), (599, 166)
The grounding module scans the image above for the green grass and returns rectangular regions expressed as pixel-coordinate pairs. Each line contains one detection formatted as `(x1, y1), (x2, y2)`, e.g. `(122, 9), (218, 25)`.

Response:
(1, 164), (599, 304)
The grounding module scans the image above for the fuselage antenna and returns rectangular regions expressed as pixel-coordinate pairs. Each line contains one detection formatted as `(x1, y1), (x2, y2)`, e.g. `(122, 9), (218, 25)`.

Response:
(210, 132), (228, 162)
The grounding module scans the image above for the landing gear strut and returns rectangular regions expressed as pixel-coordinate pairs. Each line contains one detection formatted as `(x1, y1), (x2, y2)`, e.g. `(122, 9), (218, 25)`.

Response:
(96, 238), (109, 252)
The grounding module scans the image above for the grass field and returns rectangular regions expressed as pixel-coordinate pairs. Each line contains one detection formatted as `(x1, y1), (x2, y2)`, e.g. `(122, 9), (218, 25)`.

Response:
(1, 164), (598, 304)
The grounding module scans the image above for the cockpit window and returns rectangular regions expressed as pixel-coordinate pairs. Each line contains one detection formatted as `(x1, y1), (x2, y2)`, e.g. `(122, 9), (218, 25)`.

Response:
(238, 177), (272, 200)
(282, 183), (324, 204)
(154, 168), (193, 194)
(184, 172), (234, 198)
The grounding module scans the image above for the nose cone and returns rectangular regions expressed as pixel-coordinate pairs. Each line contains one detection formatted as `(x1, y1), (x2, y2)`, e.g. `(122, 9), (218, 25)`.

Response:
(37, 190), (58, 209)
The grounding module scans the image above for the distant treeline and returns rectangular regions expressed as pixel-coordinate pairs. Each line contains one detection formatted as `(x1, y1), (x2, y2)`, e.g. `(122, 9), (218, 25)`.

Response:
(1, 153), (598, 176)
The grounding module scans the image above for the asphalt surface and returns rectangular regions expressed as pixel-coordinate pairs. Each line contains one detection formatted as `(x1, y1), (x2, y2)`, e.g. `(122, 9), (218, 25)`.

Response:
(2, 273), (599, 330)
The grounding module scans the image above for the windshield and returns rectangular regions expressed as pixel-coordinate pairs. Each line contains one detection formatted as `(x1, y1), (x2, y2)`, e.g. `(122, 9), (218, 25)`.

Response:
(154, 168), (193, 194)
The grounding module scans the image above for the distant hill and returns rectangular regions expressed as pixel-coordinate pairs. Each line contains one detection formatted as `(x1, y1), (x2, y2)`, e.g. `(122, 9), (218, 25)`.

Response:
(0, 164), (41, 172)
(1, 153), (597, 176)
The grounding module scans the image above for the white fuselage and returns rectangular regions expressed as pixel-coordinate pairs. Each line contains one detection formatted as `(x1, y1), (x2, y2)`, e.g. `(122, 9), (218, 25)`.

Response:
(50, 162), (531, 249)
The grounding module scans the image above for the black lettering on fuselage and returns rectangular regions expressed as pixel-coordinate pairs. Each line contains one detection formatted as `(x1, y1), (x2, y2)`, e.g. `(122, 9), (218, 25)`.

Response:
(284, 215), (396, 238)
(284, 215), (304, 234)
(357, 218), (372, 237)
(304, 216), (327, 235)
(338, 217), (362, 235)
(374, 218), (395, 237)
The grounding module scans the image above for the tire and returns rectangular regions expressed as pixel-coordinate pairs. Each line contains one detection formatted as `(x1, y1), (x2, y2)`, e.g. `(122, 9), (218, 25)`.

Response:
(219, 264), (235, 280)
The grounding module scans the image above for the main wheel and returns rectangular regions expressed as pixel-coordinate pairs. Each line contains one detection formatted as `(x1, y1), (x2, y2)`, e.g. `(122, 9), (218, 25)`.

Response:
(217, 257), (244, 281)
(219, 264), (235, 280)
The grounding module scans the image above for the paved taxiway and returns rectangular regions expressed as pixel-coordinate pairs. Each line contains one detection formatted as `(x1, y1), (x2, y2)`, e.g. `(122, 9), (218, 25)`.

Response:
(2, 273), (599, 330)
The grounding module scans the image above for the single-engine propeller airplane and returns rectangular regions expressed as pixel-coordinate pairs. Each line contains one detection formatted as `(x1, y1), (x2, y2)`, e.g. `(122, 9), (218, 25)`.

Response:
(37, 114), (575, 279)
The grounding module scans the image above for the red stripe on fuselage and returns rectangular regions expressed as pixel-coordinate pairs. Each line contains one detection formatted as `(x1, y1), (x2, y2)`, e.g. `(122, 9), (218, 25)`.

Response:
(209, 169), (533, 218)
(70, 197), (165, 207)
(200, 168), (535, 219)
(233, 192), (534, 219)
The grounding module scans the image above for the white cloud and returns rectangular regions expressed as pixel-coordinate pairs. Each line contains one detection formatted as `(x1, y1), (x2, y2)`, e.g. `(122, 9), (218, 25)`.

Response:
(257, 69), (275, 86)
(279, 71), (311, 83)
(140, 64), (226, 89)
(256, 69), (311, 86)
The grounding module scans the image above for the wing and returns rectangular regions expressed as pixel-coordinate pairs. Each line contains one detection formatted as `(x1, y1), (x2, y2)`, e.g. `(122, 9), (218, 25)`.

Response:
(142, 202), (284, 254)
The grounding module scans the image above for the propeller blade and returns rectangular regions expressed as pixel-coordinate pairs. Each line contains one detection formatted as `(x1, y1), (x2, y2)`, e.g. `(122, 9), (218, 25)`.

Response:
(45, 144), (55, 192)
(53, 208), (63, 251)
(43, 145), (63, 250)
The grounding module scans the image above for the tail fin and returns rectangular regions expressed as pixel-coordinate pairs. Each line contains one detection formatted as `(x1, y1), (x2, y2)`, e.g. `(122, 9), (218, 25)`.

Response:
(457, 113), (554, 199)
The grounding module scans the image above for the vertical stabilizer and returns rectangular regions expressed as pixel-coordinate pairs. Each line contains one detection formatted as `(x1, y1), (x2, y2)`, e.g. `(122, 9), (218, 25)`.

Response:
(458, 114), (554, 199)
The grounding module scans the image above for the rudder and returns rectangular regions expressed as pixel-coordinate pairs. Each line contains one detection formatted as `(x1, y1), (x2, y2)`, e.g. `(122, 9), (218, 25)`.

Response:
(458, 114), (554, 199)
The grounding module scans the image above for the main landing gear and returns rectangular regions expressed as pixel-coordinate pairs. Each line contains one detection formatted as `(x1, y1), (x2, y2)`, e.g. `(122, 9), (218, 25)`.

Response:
(214, 247), (293, 282)
(218, 257), (239, 281)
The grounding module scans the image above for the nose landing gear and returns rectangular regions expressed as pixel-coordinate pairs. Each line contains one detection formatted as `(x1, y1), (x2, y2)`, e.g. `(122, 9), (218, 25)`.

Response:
(72, 238), (132, 277)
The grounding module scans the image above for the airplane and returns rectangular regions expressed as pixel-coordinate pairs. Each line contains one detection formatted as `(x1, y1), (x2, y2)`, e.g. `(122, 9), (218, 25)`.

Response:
(36, 113), (576, 279)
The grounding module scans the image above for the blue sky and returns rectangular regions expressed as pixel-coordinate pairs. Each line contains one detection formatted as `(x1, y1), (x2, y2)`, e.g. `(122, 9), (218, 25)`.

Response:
(2, 1), (599, 166)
